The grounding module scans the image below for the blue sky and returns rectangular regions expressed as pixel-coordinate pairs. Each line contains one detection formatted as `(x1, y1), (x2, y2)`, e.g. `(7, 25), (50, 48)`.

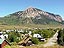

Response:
(0, 0), (64, 19)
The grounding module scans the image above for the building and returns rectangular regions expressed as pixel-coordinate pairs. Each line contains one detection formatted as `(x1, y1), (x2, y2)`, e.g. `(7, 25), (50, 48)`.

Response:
(0, 32), (5, 39)
(6, 30), (14, 32)
(33, 34), (42, 38)
(4, 34), (8, 39)
(33, 34), (45, 41)
(28, 31), (32, 35)
(0, 32), (8, 39)
(0, 39), (10, 48)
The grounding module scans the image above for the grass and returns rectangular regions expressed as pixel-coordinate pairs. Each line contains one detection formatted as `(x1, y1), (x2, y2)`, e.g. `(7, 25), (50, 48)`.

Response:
(38, 42), (46, 44)
(26, 45), (64, 48)
(5, 44), (63, 48)
(4, 40), (64, 48)
(0, 24), (64, 30)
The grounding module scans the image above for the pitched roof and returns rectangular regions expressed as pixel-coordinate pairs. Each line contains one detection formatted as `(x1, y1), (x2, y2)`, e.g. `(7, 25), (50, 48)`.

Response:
(0, 39), (10, 45)
(0, 39), (4, 44)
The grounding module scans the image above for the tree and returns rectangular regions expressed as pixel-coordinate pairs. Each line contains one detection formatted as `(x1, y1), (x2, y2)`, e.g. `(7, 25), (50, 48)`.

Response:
(8, 32), (21, 43)
(31, 37), (39, 44)
(57, 29), (64, 46)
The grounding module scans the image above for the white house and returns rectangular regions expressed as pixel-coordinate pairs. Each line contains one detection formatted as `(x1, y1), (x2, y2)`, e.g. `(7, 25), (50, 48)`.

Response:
(0, 32), (8, 39)
(17, 29), (24, 33)
(4, 34), (8, 39)
(28, 31), (32, 35)
(33, 34), (42, 38)
(17, 30), (24, 33)
(34, 28), (38, 30)
(0, 32), (5, 39)
(33, 34), (46, 42)
(6, 30), (11, 32)
(0, 35), (5, 39)
(0, 32), (2, 34)
(6, 30), (14, 32)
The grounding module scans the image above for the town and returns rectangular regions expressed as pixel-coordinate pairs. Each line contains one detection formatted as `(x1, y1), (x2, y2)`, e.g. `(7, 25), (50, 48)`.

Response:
(0, 28), (58, 48)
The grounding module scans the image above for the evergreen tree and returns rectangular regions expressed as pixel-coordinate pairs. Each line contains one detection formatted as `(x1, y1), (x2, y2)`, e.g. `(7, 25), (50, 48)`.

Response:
(57, 29), (64, 46)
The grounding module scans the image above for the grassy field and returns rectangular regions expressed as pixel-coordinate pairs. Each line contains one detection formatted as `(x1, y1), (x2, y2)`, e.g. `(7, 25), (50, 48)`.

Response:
(0, 24), (64, 30)
(5, 45), (64, 48)
(26, 45), (64, 48)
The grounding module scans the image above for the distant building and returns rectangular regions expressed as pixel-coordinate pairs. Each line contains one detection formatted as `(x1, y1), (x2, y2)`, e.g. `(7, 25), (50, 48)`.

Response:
(33, 34), (42, 38)
(28, 31), (32, 35)
(0, 32), (5, 39)
(6, 30), (11, 32)
(0, 32), (8, 39)
(33, 34), (45, 41)
(17, 29), (24, 33)
(4, 34), (8, 39)
(6, 30), (14, 32)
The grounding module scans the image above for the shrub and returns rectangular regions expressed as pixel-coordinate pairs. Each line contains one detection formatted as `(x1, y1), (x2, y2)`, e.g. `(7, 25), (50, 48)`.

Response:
(31, 37), (39, 44)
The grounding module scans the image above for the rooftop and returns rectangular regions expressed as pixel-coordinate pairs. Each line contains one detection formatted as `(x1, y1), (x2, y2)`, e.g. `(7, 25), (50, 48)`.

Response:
(0, 39), (4, 44)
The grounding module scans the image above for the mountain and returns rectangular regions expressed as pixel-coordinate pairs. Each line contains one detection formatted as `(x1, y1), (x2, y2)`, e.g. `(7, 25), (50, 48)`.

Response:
(0, 7), (63, 25)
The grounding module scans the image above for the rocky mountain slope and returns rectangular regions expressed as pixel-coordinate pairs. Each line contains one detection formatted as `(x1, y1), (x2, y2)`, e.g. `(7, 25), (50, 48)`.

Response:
(0, 7), (63, 25)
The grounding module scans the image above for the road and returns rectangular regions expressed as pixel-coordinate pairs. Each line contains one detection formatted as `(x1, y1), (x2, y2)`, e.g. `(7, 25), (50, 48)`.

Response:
(43, 30), (58, 47)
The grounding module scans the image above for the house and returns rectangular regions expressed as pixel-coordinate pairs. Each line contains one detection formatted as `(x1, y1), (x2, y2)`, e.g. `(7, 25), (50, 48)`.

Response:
(6, 30), (11, 32)
(0, 32), (5, 39)
(0, 32), (9, 40)
(6, 30), (14, 32)
(17, 29), (24, 33)
(0, 39), (10, 48)
(17, 30), (24, 33)
(28, 31), (32, 35)
(33, 34), (45, 41)
(34, 28), (38, 30)
(33, 34), (42, 38)
(4, 34), (8, 39)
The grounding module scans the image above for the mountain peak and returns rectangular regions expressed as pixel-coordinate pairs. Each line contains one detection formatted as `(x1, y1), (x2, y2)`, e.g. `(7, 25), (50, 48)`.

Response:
(25, 7), (36, 12)
(7, 7), (63, 24)
(22, 7), (42, 18)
